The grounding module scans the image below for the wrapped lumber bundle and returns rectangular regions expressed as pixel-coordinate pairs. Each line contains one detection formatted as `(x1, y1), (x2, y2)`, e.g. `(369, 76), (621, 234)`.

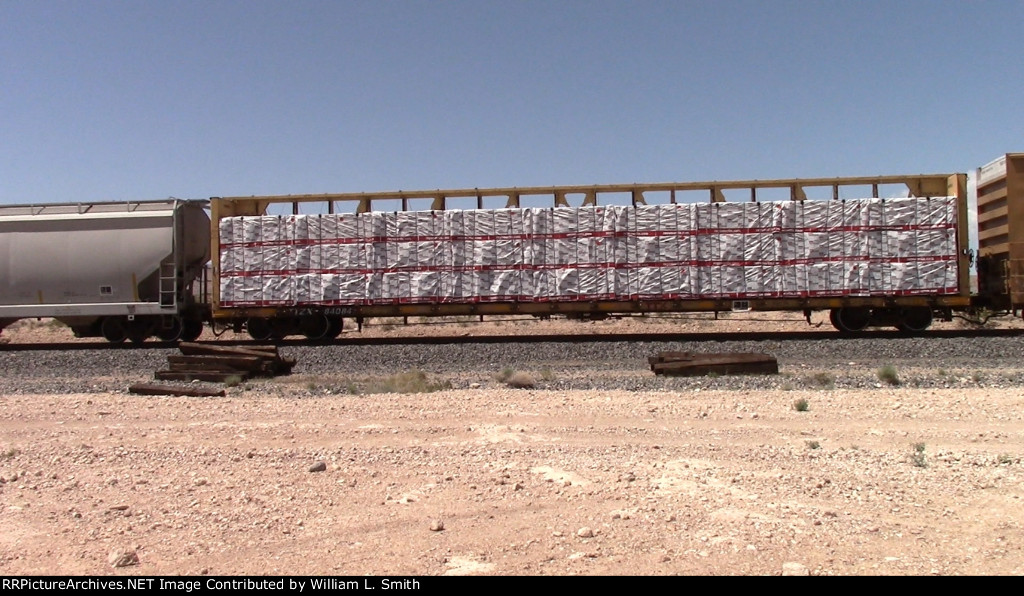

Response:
(218, 196), (958, 306)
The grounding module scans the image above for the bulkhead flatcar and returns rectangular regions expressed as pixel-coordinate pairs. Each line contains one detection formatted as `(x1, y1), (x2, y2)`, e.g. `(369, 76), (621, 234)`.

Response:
(208, 171), (983, 339)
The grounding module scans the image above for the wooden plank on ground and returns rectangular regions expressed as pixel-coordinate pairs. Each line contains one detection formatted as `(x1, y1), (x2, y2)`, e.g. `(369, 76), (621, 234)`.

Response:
(177, 342), (279, 359)
(164, 343), (294, 379)
(128, 383), (226, 397)
(155, 370), (251, 383)
(168, 355), (266, 372)
(650, 352), (778, 376)
(167, 361), (252, 374)
(648, 352), (696, 366)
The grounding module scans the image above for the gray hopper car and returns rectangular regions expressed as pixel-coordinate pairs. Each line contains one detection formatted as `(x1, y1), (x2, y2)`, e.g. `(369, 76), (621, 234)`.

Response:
(0, 199), (210, 342)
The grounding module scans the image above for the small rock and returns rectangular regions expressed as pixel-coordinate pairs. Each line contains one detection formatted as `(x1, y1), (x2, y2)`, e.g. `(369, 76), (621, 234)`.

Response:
(781, 561), (809, 576)
(108, 548), (139, 568)
(577, 527), (594, 538)
(469, 383), (481, 389)
(429, 519), (445, 532)
(309, 461), (327, 473)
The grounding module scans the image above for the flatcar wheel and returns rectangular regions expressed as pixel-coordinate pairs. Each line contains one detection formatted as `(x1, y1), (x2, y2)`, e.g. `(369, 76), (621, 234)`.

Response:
(830, 307), (870, 333)
(101, 317), (127, 343)
(156, 316), (184, 342)
(299, 314), (331, 341)
(326, 317), (343, 339)
(271, 318), (296, 340)
(246, 317), (273, 341)
(896, 307), (932, 333)
(181, 319), (204, 342)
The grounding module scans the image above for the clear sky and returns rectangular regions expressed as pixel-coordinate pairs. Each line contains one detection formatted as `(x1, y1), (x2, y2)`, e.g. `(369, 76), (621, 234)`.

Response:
(1, 0), (1021, 204)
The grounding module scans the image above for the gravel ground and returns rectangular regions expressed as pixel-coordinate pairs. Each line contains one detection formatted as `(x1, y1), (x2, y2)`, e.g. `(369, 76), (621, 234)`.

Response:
(2, 317), (1023, 575)
(2, 333), (1024, 395)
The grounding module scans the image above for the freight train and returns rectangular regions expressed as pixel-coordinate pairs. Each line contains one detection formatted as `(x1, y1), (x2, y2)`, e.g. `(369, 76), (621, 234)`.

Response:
(1, 154), (1021, 343)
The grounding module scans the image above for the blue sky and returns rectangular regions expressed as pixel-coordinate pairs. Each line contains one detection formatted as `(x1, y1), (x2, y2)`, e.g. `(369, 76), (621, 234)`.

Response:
(1, 0), (1021, 204)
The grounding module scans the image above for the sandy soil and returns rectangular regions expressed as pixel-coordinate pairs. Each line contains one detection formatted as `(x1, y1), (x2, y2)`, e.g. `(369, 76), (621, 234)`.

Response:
(1, 316), (1023, 576)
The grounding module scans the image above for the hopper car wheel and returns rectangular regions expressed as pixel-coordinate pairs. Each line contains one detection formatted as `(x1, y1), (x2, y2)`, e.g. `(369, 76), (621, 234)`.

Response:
(127, 318), (155, 344)
(830, 308), (870, 334)
(246, 317), (273, 341)
(299, 314), (331, 341)
(896, 308), (933, 333)
(181, 319), (204, 342)
(101, 317), (127, 343)
(156, 317), (183, 342)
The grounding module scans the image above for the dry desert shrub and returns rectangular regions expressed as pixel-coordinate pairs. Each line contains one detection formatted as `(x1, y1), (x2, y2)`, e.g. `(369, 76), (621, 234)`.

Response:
(367, 370), (452, 394)
(505, 372), (537, 389)
(878, 365), (901, 386)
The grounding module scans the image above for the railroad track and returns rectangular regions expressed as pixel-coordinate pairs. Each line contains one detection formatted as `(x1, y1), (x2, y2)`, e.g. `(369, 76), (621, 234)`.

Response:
(3, 327), (1022, 352)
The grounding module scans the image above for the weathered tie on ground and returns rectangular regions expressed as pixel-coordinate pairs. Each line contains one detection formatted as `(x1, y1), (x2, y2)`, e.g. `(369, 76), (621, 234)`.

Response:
(155, 342), (296, 383)
(649, 351), (778, 376)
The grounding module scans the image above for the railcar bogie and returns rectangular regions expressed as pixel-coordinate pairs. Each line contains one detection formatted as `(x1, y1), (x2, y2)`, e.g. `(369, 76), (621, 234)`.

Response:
(828, 306), (935, 333)
(242, 314), (342, 341)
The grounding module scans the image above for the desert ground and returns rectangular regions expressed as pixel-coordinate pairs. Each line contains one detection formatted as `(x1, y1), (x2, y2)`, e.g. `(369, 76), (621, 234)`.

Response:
(1, 313), (1023, 576)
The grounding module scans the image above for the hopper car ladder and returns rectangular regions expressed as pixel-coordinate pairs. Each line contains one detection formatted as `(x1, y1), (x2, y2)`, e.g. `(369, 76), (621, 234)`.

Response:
(158, 260), (177, 308)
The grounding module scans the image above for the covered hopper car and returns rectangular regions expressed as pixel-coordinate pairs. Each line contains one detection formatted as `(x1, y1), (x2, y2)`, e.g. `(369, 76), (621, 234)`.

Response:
(0, 199), (211, 342)
(2, 155), (1023, 343)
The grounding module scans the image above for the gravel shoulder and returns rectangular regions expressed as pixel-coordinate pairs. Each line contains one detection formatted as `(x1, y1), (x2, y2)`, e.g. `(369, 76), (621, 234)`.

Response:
(1, 316), (1023, 575)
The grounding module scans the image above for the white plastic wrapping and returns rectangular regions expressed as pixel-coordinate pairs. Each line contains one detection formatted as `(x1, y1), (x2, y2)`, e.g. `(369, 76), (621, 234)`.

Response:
(217, 196), (960, 306)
